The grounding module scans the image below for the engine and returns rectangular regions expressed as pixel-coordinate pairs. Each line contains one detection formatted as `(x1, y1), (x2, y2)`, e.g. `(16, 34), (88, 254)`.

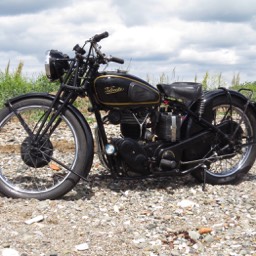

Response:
(120, 110), (148, 140)
(106, 108), (183, 142)
(155, 112), (182, 142)
(102, 107), (184, 175)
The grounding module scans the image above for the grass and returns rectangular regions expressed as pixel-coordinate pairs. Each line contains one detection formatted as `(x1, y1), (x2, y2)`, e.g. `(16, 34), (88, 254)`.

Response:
(0, 62), (95, 121)
(231, 81), (256, 101)
(1, 62), (256, 107)
(0, 61), (57, 106)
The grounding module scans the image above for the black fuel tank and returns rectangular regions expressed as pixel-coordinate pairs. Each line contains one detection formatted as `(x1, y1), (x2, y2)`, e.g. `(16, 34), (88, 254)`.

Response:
(94, 72), (160, 107)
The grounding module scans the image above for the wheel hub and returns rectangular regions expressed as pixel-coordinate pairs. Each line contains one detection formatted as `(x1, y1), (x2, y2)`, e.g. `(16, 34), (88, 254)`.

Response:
(217, 120), (243, 155)
(21, 135), (53, 168)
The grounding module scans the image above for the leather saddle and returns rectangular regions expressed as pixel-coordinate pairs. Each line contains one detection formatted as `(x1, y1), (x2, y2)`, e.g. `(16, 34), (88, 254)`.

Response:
(157, 82), (202, 106)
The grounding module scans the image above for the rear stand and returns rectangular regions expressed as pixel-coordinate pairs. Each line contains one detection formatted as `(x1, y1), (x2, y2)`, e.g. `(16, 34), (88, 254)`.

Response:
(202, 164), (207, 191)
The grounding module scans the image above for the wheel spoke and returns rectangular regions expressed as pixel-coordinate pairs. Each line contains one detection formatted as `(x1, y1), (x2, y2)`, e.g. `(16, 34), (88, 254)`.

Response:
(44, 153), (87, 181)
(10, 105), (34, 137)
(0, 101), (79, 197)
(207, 104), (253, 176)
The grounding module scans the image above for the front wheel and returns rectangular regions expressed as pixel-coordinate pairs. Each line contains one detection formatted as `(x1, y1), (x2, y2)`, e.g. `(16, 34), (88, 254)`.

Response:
(0, 97), (93, 199)
(192, 95), (256, 184)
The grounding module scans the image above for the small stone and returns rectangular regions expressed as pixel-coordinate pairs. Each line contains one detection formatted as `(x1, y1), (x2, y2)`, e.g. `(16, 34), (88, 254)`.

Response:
(203, 234), (214, 243)
(113, 205), (120, 213)
(170, 249), (180, 256)
(123, 220), (131, 226)
(177, 200), (198, 208)
(146, 223), (157, 230)
(239, 250), (248, 255)
(1, 248), (20, 256)
(192, 243), (198, 249)
(25, 215), (44, 225)
(75, 242), (89, 251)
(133, 238), (146, 244)
(198, 227), (212, 234)
(149, 239), (162, 246)
(163, 215), (172, 220)
(188, 230), (200, 240)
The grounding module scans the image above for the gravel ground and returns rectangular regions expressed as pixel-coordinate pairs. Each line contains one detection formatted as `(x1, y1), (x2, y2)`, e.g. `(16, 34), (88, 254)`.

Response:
(0, 153), (255, 256)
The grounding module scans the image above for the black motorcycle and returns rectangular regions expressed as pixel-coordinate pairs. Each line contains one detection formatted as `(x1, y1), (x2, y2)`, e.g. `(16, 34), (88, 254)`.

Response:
(0, 32), (255, 199)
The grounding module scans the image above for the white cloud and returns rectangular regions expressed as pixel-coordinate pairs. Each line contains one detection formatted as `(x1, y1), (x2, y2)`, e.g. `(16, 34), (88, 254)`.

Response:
(1, 0), (256, 84)
(179, 48), (239, 65)
(0, 0), (70, 15)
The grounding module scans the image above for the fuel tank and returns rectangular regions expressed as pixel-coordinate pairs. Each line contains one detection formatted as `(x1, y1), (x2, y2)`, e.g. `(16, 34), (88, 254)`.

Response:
(93, 71), (160, 108)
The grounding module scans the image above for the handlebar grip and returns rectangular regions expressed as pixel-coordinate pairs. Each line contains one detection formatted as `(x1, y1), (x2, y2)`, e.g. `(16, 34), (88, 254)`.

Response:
(93, 31), (109, 42)
(109, 56), (124, 64)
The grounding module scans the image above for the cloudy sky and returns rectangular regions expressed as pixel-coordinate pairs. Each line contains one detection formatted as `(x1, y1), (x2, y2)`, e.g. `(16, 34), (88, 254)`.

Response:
(1, 0), (256, 85)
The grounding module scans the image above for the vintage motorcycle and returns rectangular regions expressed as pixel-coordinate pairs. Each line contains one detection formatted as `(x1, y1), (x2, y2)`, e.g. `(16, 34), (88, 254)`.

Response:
(0, 32), (256, 199)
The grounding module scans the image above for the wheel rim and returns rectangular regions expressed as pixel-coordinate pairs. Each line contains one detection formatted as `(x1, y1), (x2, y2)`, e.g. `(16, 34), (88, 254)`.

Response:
(0, 104), (79, 195)
(206, 104), (253, 177)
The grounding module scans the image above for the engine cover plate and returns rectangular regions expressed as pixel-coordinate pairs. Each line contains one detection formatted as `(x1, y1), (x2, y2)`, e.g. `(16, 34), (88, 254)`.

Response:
(113, 138), (149, 174)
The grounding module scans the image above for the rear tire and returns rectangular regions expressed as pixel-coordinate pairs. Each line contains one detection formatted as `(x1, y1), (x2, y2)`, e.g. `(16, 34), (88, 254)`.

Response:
(192, 95), (256, 184)
(0, 97), (93, 199)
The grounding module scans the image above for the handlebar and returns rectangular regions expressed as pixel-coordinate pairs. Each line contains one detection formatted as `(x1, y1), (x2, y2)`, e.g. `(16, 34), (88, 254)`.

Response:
(90, 32), (125, 64)
(108, 56), (124, 64)
(73, 32), (125, 64)
(92, 31), (109, 42)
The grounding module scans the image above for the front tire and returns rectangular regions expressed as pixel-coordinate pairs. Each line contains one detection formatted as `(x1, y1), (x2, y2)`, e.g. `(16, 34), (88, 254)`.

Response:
(192, 95), (256, 184)
(0, 97), (93, 199)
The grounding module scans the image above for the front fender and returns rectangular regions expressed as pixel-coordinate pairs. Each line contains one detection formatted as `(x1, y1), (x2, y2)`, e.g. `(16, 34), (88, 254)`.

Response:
(6, 92), (93, 141)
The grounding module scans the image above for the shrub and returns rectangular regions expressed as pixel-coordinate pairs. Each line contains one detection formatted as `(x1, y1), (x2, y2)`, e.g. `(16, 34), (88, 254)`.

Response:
(0, 61), (57, 106)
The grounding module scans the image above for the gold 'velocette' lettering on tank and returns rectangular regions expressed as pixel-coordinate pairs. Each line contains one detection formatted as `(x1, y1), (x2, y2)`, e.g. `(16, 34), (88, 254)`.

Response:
(104, 86), (124, 94)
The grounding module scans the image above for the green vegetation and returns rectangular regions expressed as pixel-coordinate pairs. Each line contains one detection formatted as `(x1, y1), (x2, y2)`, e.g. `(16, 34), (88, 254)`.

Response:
(201, 71), (256, 100)
(231, 81), (256, 101)
(1, 62), (256, 108)
(0, 61), (57, 106)
(0, 61), (93, 117)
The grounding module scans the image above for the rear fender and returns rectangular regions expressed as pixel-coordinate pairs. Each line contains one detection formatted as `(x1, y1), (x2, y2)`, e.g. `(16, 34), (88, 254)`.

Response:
(6, 92), (93, 141)
(180, 88), (256, 164)
(182, 88), (256, 137)
(203, 88), (256, 119)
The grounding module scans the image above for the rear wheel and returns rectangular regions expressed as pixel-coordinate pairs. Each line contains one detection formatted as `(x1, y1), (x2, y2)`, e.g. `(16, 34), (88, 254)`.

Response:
(0, 97), (93, 199)
(192, 95), (256, 184)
